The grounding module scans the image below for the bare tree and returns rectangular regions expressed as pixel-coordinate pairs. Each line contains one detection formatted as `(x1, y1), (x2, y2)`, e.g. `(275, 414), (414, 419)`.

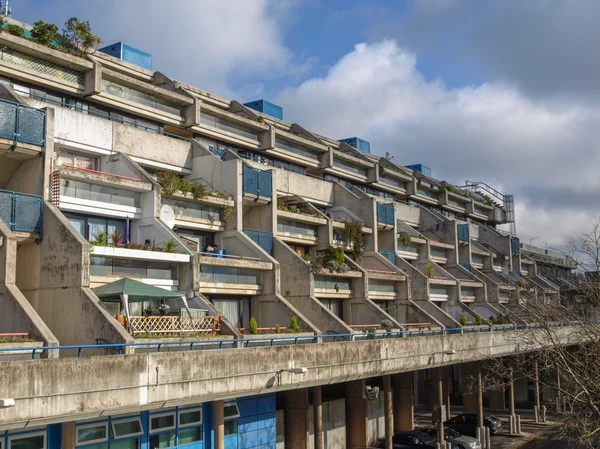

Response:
(485, 217), (600, 446)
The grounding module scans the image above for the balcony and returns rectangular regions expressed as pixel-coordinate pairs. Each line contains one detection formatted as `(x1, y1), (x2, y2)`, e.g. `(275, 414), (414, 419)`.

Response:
(314, 274), (356, 299)
(162, 193), (233, 232)
(0, 189), (43, 240)
(377, 202), (395, 228)
(198, 262), (263, 295)
(367, 275), (403, 301)
(0, 98), (46, 155)
(123, 315), (220, 338)
(242, 164), (272, 203)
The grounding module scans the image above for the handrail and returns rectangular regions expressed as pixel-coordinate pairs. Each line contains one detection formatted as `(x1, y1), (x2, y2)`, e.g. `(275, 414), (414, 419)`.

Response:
(0, 97), (47, 148)
(59, 164), (143, 182)
(21, 92), (191, 142)
(0, 322), (581, 359)
(197, 252), (262, 261)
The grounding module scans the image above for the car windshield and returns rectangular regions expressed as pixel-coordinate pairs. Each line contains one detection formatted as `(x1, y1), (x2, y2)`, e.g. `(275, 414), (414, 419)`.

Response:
(419, 434), (436, 445)
(445, 428), (461, 438)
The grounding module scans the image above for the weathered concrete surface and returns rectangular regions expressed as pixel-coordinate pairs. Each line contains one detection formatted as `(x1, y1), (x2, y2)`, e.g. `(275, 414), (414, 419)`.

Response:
(0, 326), (580, 428)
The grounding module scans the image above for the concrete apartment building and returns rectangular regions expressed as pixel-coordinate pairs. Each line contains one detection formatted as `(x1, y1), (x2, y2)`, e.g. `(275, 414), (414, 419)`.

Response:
(0, 20), (580, 449)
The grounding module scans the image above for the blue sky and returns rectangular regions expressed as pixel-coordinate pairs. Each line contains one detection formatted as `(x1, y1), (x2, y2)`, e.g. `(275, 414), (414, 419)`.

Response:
(9, 0), (600, 245)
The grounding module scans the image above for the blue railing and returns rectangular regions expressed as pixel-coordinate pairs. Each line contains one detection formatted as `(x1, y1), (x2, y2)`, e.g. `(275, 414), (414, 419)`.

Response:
(0, 98), (46, 147)
(242, 164), (273, 198)
(21, 92), (190, 142)
(0, 322), (579, 359)
(377, 202), (395, 225)
(380, 249), (397, 265)
(457, 224), (470, 243)
(208, 145), (226, 161)
(244, 228), (274, 256)
(0, 189), (43, 234)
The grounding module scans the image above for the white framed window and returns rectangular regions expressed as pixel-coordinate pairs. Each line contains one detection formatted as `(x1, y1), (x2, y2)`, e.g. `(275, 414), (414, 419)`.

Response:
(223, 402), (240, 420)
(76, 423), (109, 446)
(177, 408), (202, 429)
(111, 418), (143, 439)
(8, 432), (46, 449)
(149, 412), (176, 433)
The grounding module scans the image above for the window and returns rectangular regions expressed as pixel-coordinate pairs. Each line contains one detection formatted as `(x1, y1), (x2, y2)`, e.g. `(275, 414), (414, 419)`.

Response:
(64, 213), (126, 241)
(333, 158), (367, 177)
(61, 180), (141, 208)
(150, 413), (176, 432)
(223, 421), (238, 436)
(275, 138), (320, 161)
(178, 409), (202, 428)
(223, 402), (240, 420)
(77, 424), (109, 445)
(56, 150), (98, 170)
(177, 408), (203, 445)
(9, 433), (46, 449)
(111, 419), (143, 439)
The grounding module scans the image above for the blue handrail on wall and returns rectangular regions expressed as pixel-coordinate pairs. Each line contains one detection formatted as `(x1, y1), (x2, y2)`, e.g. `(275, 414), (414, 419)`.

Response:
(0, 189), (43, 235)
(0, 97), (47, 148)
(0, 322), (578, 359)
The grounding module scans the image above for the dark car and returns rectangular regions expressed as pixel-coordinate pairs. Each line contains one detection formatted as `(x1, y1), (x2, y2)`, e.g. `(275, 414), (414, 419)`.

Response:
(444, 414), (504, 437)
(419, 427), (482, 449)
(377, 431), (459, 449)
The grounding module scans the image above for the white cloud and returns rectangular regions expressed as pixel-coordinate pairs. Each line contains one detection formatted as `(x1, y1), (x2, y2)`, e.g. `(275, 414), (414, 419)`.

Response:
(276, 40), (600, 244)
(16, 0), (297, 96)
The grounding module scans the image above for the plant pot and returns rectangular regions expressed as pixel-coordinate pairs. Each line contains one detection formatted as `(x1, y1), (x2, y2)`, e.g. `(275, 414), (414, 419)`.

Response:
(144, 309), (155, 317)
(159, 309), (168, 316)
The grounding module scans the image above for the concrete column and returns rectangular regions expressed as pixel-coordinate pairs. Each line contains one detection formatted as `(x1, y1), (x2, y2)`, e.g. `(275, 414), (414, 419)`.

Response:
(534, 360), (541, 412)
(346, 380), (368, 449)
(393, 372), (414, 432)
(384, 375), (393, 449)
(508, 366), (515, 418)
(445, 366), (452, 419)
(313, 386), (324, 449)
(476, 364), (484, 431)
(285, 389), (310, 449)
(62, 422), (76, 449)
(462, 363), (483, 429)
(214, 400), (224, 449)
(433, 368), (445, 446)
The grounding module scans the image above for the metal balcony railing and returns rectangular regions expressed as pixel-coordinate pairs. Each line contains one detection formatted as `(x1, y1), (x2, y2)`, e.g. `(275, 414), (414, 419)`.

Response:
(377, 202), (395, 225)
(0, 189), (43, 235)
(0, 98), (46, 147)
(379, 249), (397, 265)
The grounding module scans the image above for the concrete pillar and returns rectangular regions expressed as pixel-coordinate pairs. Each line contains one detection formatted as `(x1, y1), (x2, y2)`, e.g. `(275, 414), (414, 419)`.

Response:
(393, 372), (414, 432)
(508, 366), (515, 418)
(313, 386), (324, 449)
(285, 389), (310, 449)
(476, 364), (484, 431)
(346, 380), (368, 449)
(445, 366), (452, 419)
(462, 363), (483, 429)
(533, 360), (541, 412)
(62, 422), (76, 449)
(433, 368), (445, 446)
(384, 375), (393, 449)
(214, 400), (224, 449)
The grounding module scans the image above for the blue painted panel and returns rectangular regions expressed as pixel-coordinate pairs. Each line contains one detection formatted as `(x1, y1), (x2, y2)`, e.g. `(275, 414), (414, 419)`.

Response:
(243, 100), (283, 120)
(257, 427), (276, 446)
(257, 394), (275, 414)
(224, 434), (238, 449)
(238, 429), (259, 448)
(47, 424), (62, 449)
(511, 237), (520, 254)
(256, 413), (276, 430)
(406, 164), (432, 177)
(457, 224), (470, 243)
(339, 137), (371, 153)
(238, 416), (258, 434)
(238, 397), (258, 417)
(99, 42), (152, 70)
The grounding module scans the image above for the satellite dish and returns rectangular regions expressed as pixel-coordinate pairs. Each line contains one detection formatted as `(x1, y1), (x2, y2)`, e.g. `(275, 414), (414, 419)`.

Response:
(385, 152), (393, 160)
(160, 205), (176, 229)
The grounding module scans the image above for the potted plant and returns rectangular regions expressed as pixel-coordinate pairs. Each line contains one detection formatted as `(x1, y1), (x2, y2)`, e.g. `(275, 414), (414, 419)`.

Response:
(159, 303), (170, 316)
(144, 304), (155, 316)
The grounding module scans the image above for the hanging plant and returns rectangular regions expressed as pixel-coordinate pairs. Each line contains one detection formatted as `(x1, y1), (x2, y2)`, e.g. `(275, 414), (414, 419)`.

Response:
(344, 220), (364, 261)
(398, 231), (412, 249)
(425, 262), (435, 278)
(157, 171), (180, 195)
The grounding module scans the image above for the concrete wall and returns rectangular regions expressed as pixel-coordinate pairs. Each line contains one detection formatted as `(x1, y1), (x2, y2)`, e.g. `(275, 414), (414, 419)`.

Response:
(0, 221), (58, 352)
(308, 399), (346, 449)
(15, 203), (133, 349)
(395, 202), (420, 227)
(0, 326), (581, 427)
(367, 395), (385, 446)
(277, 169), (335, 205)
(273, 238), (352, 334)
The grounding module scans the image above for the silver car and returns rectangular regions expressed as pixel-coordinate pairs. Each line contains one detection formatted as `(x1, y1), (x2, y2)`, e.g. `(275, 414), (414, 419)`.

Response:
(420, 427), (482, 449)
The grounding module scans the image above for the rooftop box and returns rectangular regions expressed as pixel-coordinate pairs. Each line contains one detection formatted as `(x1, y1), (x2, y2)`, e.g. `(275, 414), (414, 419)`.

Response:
(99, 42), (152, 70)
(339, 137), (370, 153)
(406, 164), (431, 177)
(243, 100), (283, 120)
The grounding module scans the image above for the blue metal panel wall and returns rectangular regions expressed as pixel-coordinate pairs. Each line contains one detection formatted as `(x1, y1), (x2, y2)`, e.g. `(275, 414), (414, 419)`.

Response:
(235, 394), (276, 449)
(380, 249), (396, 265)
(99, 42), (123, 58)
(406, 164), (432, 177)
(457, 224), (470, 243)
(243, 100), (283, 120)
(244, 229), (274, 256)
(242, 165), (272, 198)
(377, 202), (395, 225)
(122, 43), (153, 70)
(511, 237), (520, 254)
(0, 98), (47, 147)
(338, 137), (371, 153)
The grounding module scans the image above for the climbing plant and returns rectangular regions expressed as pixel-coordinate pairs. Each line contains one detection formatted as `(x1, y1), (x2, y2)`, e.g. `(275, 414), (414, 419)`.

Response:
(344, 220), (364, 261)
(398, 231), (412, 249)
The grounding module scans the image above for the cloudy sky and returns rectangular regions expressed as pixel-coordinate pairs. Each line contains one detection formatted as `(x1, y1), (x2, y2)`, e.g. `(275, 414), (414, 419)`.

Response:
(14, 0), (599, 246)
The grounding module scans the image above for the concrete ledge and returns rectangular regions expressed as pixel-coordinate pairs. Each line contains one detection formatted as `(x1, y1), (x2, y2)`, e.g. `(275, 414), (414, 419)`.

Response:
(0, 326), (581, 427)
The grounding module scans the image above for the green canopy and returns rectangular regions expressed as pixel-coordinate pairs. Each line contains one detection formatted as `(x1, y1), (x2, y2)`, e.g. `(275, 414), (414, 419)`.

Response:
(93, 277), (184, 303)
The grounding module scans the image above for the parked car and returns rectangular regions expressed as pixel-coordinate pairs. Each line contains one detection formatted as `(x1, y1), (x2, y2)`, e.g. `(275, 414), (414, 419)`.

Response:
(377, 431), (459, 449)
(419, 426), (482, 449)
(444, 414), (503, 437)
